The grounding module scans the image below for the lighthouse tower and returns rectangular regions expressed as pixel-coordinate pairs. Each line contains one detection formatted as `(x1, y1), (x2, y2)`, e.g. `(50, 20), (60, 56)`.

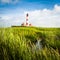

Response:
(26, 13), (29, 26)
(21, 13), (32, 26)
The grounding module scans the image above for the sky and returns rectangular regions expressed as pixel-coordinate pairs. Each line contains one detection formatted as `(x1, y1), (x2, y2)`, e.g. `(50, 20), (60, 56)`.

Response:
(0, 0), (60, 27)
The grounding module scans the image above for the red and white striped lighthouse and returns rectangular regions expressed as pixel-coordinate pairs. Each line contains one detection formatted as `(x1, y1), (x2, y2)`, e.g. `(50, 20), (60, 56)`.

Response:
(21, 13), (32, 26)
(26, 13), (29, 26)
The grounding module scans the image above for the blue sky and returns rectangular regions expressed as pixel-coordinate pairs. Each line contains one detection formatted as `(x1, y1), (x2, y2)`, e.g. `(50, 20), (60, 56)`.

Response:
(0, 0), (60, 27)
(0, 0), (60, 14)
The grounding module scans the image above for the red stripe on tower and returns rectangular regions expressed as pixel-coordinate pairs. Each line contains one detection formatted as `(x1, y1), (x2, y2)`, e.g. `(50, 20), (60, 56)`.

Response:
(26, 13), (28, 17)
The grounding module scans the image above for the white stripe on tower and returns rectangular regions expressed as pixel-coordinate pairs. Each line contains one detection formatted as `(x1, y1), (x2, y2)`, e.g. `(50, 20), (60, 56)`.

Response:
(26, 17), (28, 21)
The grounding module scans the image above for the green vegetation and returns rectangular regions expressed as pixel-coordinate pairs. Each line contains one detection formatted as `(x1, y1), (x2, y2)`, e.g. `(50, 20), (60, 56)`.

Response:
(0, 27), (60, 60)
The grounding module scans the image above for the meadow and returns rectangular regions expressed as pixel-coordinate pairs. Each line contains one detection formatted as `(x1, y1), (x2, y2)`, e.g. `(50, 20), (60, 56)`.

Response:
(0, 27), (60, 60)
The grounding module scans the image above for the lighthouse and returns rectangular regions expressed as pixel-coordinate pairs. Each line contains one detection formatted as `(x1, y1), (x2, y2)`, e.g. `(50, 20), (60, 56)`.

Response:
(26, 13), (29, 26)
(21, 13), (32, 26)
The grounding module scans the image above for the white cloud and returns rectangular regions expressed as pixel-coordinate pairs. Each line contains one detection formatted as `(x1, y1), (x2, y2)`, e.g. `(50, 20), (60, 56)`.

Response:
(1, 0), (11, 3)
(1, 0), (19, 4)
(24, 4), (60, 27)
(0, 4), (60, 27)
(54, 4), (60, 12)
(0, 13), (25, 27)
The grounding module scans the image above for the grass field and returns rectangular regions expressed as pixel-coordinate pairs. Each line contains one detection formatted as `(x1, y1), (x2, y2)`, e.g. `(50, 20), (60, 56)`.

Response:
(0, 27), (60, 60)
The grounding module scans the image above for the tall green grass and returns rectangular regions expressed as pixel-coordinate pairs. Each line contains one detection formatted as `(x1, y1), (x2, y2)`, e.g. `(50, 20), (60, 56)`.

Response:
(0, 27), (60, 60)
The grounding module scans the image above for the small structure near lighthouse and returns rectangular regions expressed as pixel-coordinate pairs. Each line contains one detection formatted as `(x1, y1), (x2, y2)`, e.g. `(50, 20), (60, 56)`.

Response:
(21, 13), (32, 26)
